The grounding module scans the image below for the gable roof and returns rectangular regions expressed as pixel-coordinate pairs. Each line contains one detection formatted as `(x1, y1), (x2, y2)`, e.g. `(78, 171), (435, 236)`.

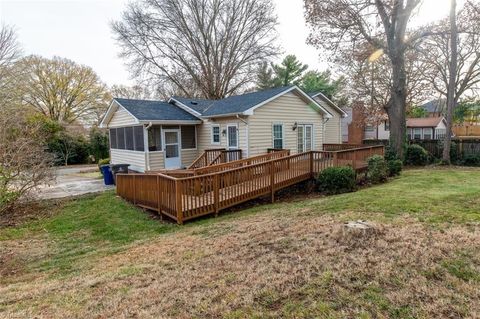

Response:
(406, 117), (445, 128)
(309, 92), (348, 117)
(421, 99), (446, 114)
(172, 85), (332, 118)
(114, 98), (200, 122)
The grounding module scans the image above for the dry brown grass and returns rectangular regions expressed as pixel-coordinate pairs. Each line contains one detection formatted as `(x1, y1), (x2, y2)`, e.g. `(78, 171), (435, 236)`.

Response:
(1, 209), (479, 318)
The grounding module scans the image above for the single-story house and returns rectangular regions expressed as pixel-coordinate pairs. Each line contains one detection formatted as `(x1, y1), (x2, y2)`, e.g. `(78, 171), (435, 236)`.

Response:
(363, 116), (447, 141)
(100, 85), (347, 172)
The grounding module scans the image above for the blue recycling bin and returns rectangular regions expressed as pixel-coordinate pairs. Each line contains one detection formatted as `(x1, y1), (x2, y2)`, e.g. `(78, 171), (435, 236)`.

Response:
(100, 165), (114, 185)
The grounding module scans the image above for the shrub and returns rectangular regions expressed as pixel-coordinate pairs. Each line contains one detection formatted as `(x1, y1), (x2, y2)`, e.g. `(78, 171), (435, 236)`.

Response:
(98, 158), (110, 166)
(405, 144), (429, 166)
(89, 128), (109, 163)
(462, 155), (480, 167)
(387, 159), (403, 177)
(316, 167), (356, 195)
(48, 132), (89, 166)
(367, 155), (388, 183)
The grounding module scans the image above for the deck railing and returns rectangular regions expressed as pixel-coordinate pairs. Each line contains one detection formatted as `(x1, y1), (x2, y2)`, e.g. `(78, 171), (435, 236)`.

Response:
(117, 145), (384, 224)
(188, 148), (225, 169)
(323, 143), (363, 151)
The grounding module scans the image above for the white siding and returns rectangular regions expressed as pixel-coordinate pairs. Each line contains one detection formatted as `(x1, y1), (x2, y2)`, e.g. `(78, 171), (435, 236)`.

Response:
(319, 103), (342, 144)
(149, 152), (165, 171)
(110, 149), (145, 172)
(248, 92), (324, 156)
(196, 118), (248, 158)
(109, 105), (138, 127)
(181, 149), (199, 167)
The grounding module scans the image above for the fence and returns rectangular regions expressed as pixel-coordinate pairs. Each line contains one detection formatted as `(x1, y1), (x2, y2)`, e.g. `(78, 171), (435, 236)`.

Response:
(116, 146), (384, 224)
(363, 138), (480, 159)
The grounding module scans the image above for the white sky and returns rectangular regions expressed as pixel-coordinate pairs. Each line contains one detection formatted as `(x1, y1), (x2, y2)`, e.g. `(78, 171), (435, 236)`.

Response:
(0, 0), (452, 87)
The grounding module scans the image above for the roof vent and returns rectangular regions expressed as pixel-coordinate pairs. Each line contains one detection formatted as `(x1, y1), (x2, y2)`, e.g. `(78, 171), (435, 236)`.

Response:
(190, 101), (198, 105)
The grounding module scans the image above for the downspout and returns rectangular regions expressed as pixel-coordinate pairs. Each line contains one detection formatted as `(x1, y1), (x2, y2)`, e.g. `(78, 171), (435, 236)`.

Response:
(322, 117), (330, 149)
(144, 122), (153, 171)
(236, 115), (249, 157)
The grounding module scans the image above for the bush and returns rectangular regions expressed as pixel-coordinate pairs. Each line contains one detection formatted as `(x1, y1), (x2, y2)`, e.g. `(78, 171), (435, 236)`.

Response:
(462, 155), (480, 167)
(367, 155), (388, 183)
(387, 159), (403, 176)
(48, 132), (89, 166)
(405, 144), (429, 166)
(316, 166), (356, 194)
(98, 158), (110, 166)
(89, 128), (109, 163)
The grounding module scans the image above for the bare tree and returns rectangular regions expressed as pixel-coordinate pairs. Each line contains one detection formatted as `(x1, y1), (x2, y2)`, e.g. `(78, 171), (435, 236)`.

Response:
(19, 55), (111, 125)
(420, 2), (480, 104)
(442, 0), (458, 163)
(112, 0), (278, 99)
(0, 106), (54, 215)
(0, 24), (22, 101)
(304, 0), (435, 157)
(341, 44), (431, 124)
(110, 84), (155, 99)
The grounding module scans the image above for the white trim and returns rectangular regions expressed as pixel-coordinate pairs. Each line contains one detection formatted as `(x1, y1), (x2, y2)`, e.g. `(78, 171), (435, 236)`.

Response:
(100, 100), (140, 128)
(310, 92), (348, 117)
(162, 128), (182, 169)
(168, 97), (203, 117)
(242, 86), (333, 118)
(138, 120), (202, 125)
(211, 124), (221, 145)
(226, 123), (239, 149)
(143, 125), (150, 171)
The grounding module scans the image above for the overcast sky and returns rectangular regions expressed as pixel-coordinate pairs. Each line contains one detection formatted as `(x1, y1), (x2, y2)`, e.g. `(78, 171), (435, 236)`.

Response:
(0, 0), (451, 87)
(0, 0), (330, 87)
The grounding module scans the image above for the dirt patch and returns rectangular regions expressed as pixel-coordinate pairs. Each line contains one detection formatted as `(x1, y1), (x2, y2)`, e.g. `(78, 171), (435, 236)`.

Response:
(2, 212), (478, 318)
(0, 199), (65, 228)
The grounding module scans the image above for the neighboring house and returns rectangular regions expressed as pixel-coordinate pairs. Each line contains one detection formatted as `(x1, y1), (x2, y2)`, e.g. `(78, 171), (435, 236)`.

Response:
(343, 103), (447, 142)
(100, 85), (345, 172)
(364, 117), (447, 141)
(309, 92), (348, 144)
(421, 99), (446, 117)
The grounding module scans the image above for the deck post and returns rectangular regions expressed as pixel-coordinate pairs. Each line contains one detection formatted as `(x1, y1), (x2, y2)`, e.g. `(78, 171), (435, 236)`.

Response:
(133, 174), (137, 205)
(353, 149), (357, 169)
(309, 151), (314, 178)
(214, 174), (219, 217)
(333, 152), (338, 167)
(270, 161), (275, 203)
(175, 180), (183, 225)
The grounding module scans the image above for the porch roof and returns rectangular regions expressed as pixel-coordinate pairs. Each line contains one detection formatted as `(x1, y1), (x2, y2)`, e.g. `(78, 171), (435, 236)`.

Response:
(114, 98), (201, 122)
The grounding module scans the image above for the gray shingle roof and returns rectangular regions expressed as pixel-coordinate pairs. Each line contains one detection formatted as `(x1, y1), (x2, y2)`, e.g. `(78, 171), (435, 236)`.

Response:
(421, 99), (446, 113)
(114, 98), (200, 122)
(173, 85), (295, 117)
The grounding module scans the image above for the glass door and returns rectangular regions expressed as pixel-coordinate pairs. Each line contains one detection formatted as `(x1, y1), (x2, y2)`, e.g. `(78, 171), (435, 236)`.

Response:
(297, 124), (313, 153)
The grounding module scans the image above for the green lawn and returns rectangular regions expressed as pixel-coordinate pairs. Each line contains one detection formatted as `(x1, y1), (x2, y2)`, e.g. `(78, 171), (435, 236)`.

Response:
(1, 168), (479, 318)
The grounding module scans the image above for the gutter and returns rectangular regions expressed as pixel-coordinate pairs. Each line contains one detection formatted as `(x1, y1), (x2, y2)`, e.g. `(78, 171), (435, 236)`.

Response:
(236, 115), (249, 157)
(144, 122), (153, 171)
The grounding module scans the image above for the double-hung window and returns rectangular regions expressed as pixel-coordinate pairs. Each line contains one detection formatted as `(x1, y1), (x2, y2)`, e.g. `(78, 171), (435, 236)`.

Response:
(413, 128), (422, 139)
(272, 124), (283, 149)
(211, 125), (220, 144)
(423, 128), (433, 140)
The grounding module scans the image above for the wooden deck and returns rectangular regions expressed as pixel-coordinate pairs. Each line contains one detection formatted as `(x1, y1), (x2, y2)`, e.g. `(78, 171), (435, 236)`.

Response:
(116, 146), (384, 224)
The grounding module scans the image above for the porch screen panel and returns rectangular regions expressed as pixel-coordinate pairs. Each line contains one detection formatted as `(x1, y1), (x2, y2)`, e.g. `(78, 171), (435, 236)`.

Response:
(148, 126), (162, 151)
(134, 126), (144, 151)
(181, 125), (196, 149)
(110, 128), (117, 149)
(117, 128), (125, 149)
(125, 127), (134, 150)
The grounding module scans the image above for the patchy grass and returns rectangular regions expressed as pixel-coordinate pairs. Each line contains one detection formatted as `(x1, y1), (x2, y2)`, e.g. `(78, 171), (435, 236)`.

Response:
(1, 168), (479, 318)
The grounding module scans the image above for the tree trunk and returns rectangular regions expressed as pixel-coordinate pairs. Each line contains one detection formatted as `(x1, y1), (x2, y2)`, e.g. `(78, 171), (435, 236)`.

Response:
(443, 0), (458, 163)
(386, 54), (407, 159)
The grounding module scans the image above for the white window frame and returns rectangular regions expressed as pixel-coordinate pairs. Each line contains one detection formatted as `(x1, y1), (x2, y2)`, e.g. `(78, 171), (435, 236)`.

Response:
(297, 124), (314, 153)
(423, 128), (433, 140)
(272, 123), (284, 149)
(413, 128), (422, 139)
(211, 124), (221, 145)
